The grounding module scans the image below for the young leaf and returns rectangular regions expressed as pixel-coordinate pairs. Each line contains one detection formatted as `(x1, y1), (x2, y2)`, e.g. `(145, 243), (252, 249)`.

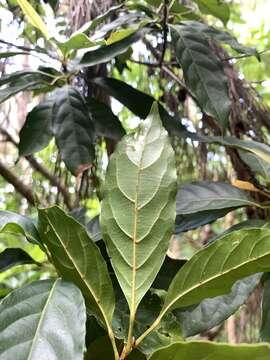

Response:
(176, 273), (261, 337)
(194, 0), (230, 25)
(163, 228), (270, 315)
(53, 86), (95, 175)
(0, 210), (41, 245)
(101, 102), (177, 316)
(78, 28), (148, 67)
(17, 0), (50, 40)
(19, 100), (53, 156)
(0, 279), (86, 359)
(55, 33), (105, 53)
(149, 341), (270, 360)
(38, 206), (115, 328)
(87, 97), (125, 140)
(0, 248), (39, 272)
(170, 24), (231, 129)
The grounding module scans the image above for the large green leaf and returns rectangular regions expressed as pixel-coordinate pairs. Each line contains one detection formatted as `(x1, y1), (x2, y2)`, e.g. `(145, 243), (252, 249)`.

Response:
(100, 103), (177, 311)
(162, 228), (270, 316)
(194, 0), (230, 25)
(261, 276), (270, 341)
(198, 134), (270, 165)
(87, 97), (125, 141)
(170, 24), (231, 129)
(78, 28), (147, 67)
(176, 273), (261, 337)
(239, 150), (270, 181)
(176, 181), (261, 215)
(91, 77), (187, 137)
(0, 210), (40, 245)
(149, 341), (270, 360)
(0, 248), (39, 272)
(38, 206), (115, 327)
(53, 86), (95, 175)
(181, 21), (258, 58)
(0, 279), (86, 359)
(19, 99), (53, 156)
(175, 208), (235, 233)
(0, 80), (44, 104)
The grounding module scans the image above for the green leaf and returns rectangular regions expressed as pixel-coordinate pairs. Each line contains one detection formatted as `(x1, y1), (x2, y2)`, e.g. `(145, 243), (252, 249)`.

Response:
(53, 86), (95, 175)
(87, 97), (125, 141)
(176, 181), (261, 215)
(0, 248), (39, 272)
(17, 0), (50, 39)
(0, 210), (41, 245)
(239, 150), (270, 180)
(75, 4), (123, 35)
(0, 80), (44, 104)
(152, 257), (186, 291)
(0, 51), (30, 59)
(170, 24), (231, 129)
(78, 28), (148, 67)
(198, 134), (270, 165)
(162, 228), (270, 317)
(181, 21), (258, 58)
(0, 279), (86, 359)
(175, 208), (235, 233)
(91, 77), (187, 137)
(86, 216), (102, 242)
(194, 0), (230, 25)
(261, 276), (270, 341)
(149, 341), (270, 360)
(100, 102), (177, 311)
(55, 33), (105, 53)
(38, 206), (115, 327)
(176, 273), (261, 337)
(19, 100), (53, 156)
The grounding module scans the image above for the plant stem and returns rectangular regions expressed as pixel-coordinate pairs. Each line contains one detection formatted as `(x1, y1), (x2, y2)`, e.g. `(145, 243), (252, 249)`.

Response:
(134, 316), (162, 348)
(107, 326), (119, 360)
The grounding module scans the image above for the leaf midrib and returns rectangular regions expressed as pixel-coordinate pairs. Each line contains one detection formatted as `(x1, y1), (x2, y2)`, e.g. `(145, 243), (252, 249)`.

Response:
(44, 213), (111, 328)
(27, 279), (58, 360)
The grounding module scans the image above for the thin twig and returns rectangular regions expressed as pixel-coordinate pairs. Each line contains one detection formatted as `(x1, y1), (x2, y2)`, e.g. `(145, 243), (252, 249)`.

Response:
(159, 0), (169, 66)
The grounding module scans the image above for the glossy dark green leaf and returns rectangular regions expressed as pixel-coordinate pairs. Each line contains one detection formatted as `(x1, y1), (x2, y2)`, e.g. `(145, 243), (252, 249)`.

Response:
(176, 181), (261, 215)
(239, 150), (270, 180)
(87, 97), (125, 140)
(38, 206), (115, 328)
(100, 103), (177, 311)
(261, 276), (270, 341)
(152, 257), (186, 291)
(91, 77), (187, 137)
(0, 248), (39, 272)
(0, 80), (43, 104)
(53, 85), (95, 175)
(194, 0), (230, 25)
(0, 70), (44, 87)
(198, 134), (270, 165)
(78, 28), (147, 67)
(162, 228), (270, 317)
(86, 216), (102, 242)
(0, 279), (86, 360)
(175, 208), (235, 233)
(171, 24), (231, 129)
(149, 341), (270, 360)
(0, 210), (41, 245)
(19, 99), (53, 156)
(175, 273), (261, 337)
(181, 21), (258, 58)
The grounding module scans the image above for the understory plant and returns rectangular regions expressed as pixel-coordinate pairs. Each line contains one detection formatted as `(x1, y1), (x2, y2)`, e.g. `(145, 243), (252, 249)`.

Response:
(2, 104), (270, 359)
